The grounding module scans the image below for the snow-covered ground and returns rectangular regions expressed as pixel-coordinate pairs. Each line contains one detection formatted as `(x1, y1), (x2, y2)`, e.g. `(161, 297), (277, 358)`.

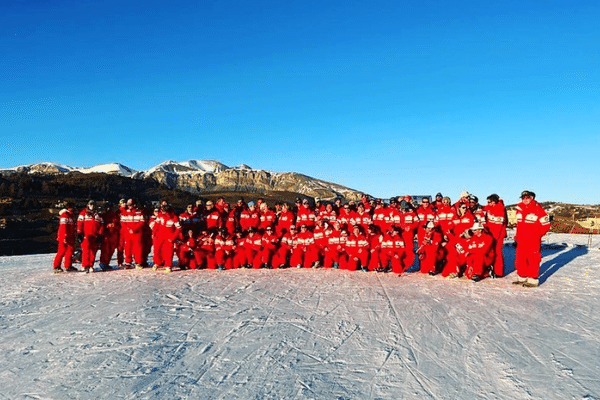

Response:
(1, 233), (599, 399)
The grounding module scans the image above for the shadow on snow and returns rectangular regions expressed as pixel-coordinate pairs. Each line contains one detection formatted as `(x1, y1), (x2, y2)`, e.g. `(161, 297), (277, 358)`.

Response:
(503, 244), (588, 285)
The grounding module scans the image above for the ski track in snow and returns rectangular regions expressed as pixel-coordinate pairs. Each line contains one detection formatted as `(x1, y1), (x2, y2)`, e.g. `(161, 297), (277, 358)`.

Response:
(1, 233), (600, 399)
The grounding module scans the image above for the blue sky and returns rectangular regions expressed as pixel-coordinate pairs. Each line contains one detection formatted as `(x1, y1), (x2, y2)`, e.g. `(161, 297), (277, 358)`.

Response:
(1, 0), (599, 204)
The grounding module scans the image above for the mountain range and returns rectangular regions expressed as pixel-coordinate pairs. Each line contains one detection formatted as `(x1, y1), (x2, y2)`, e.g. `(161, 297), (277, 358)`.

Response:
(0, 160), (364, 201)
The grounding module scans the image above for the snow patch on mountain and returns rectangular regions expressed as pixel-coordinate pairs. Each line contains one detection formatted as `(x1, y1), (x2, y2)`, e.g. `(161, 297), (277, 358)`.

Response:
(76, 163), (137, 177)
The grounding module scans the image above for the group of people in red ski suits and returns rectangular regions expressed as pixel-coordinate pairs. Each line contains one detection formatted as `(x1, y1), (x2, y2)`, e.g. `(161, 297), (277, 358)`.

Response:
(52, 191), (550, 286)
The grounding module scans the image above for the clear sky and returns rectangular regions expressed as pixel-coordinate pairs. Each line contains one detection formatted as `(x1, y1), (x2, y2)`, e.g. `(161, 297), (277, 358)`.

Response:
(1, 0), (599, 204)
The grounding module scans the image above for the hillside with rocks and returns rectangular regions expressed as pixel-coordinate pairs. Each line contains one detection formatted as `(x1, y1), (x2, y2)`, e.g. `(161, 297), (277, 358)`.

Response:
(1, 160), (364, 201)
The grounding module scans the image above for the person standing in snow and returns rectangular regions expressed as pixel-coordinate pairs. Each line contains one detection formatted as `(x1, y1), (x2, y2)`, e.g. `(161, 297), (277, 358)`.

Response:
(99, 202), (120, 271)
(77, 200), (104, 273)
(53, 202), (77, 273)
(484, 194), (508, 278)
(513, 190), (551, 287)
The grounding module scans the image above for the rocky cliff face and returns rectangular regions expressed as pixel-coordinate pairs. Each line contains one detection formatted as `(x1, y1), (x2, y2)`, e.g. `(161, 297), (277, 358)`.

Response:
(2, 160), (364, 201)
(143, 167), (361, 200)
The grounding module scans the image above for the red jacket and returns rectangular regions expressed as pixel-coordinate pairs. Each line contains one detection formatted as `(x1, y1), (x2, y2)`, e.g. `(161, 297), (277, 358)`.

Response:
(515, 199), (551, 242)
(259, 210), (276, 230)
(313, 226), (326, 249)
(225, 209), (238, 234)
(122, 207), (146, 236)
(240, 209), (260, 231)
(416, 226), (443, 254)
(346, 232), (369, 258)
(276, 210), (296, 235)
(77, 209), (104, 238)
(434, 204), (455, 235)
(57, 208), (76, 242)
(483, 200), (508, 240)
(451, 211), (475, 239)
(318, 209), (337, 224)
(280, 232), (299, 252)
(296, 230), (315, 250)
(417, 205), (436, 225)
(381, 232), (406, 257)
(350, 211), (373, 232)
(399, 210), (420, 234)
(372, 206), (391, 232)
(296, 205), (316, 227)
(337, 207), (352, 224)
(158, 211), (181, 242)
(179, 210), (200, 233)
(204, 208), (222, 231)
(261, 232), (279, 252)
(102, 209), (120, 238)
(467, 231), (494, 258)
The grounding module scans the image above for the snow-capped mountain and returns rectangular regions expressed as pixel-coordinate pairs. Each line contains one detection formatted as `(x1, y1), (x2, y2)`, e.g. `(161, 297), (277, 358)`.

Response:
(5, 162), (136, 177)
(1, 160), (364, 200)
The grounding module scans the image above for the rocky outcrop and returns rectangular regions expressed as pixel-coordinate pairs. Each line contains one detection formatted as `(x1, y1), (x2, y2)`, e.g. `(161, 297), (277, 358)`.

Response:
(1, 160), (365, 201)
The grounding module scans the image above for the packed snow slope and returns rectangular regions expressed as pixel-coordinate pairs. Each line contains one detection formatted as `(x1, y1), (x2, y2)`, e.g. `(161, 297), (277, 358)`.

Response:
(1, 233), (599, 399)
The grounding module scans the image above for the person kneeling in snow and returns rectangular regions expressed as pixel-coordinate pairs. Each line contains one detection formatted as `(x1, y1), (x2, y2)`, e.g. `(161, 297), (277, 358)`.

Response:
(464, 223), (494, 282)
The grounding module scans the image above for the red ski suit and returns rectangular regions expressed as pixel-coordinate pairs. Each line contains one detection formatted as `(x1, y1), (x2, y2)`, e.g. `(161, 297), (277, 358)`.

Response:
(100, 209), (120, 267)
(399, 210), (420, 268)
(214, 233), (235, 269)
(204, 208), (222, 232)
(77, 208), (104, 269)
(515, 199), (551, 279)
(451, 211), (475, 239)
(179, 210), (201, 234)
(121, 207), (146, 266)
(259, 232), (280, 268)
(318, 209), (337, 225)
(225, 210), (238, 235)
(278, 232), (297, 268)
(464, 231), (495, 279)
(372, 206), (392, 234)
(322, 229), (342, 268)
(177, 235), (195, 269)
(345, 232), (369, 270)
(53, 208), (76, 270)
(350, 211), (373, 233)
(295, 205), (316, 228)
(154, 211), (181, 268)
(240, 209), (260, 232)
(441, 235), (470, 277)
(416, 226), (444, 274)
(484, 200), (508, 276)
(381, 232), (408, 274)
(337, 208), (352, 229)
(276, 210), (296, 236)
(239, 232), (260, 268)
(259, 210), (276, 232)
(291, 230), (317, 268)
(233, 235), (249, 269)
(417, 205), (436, 226)
(434, 204), (456, 236)
(367, 233), (383, 271)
